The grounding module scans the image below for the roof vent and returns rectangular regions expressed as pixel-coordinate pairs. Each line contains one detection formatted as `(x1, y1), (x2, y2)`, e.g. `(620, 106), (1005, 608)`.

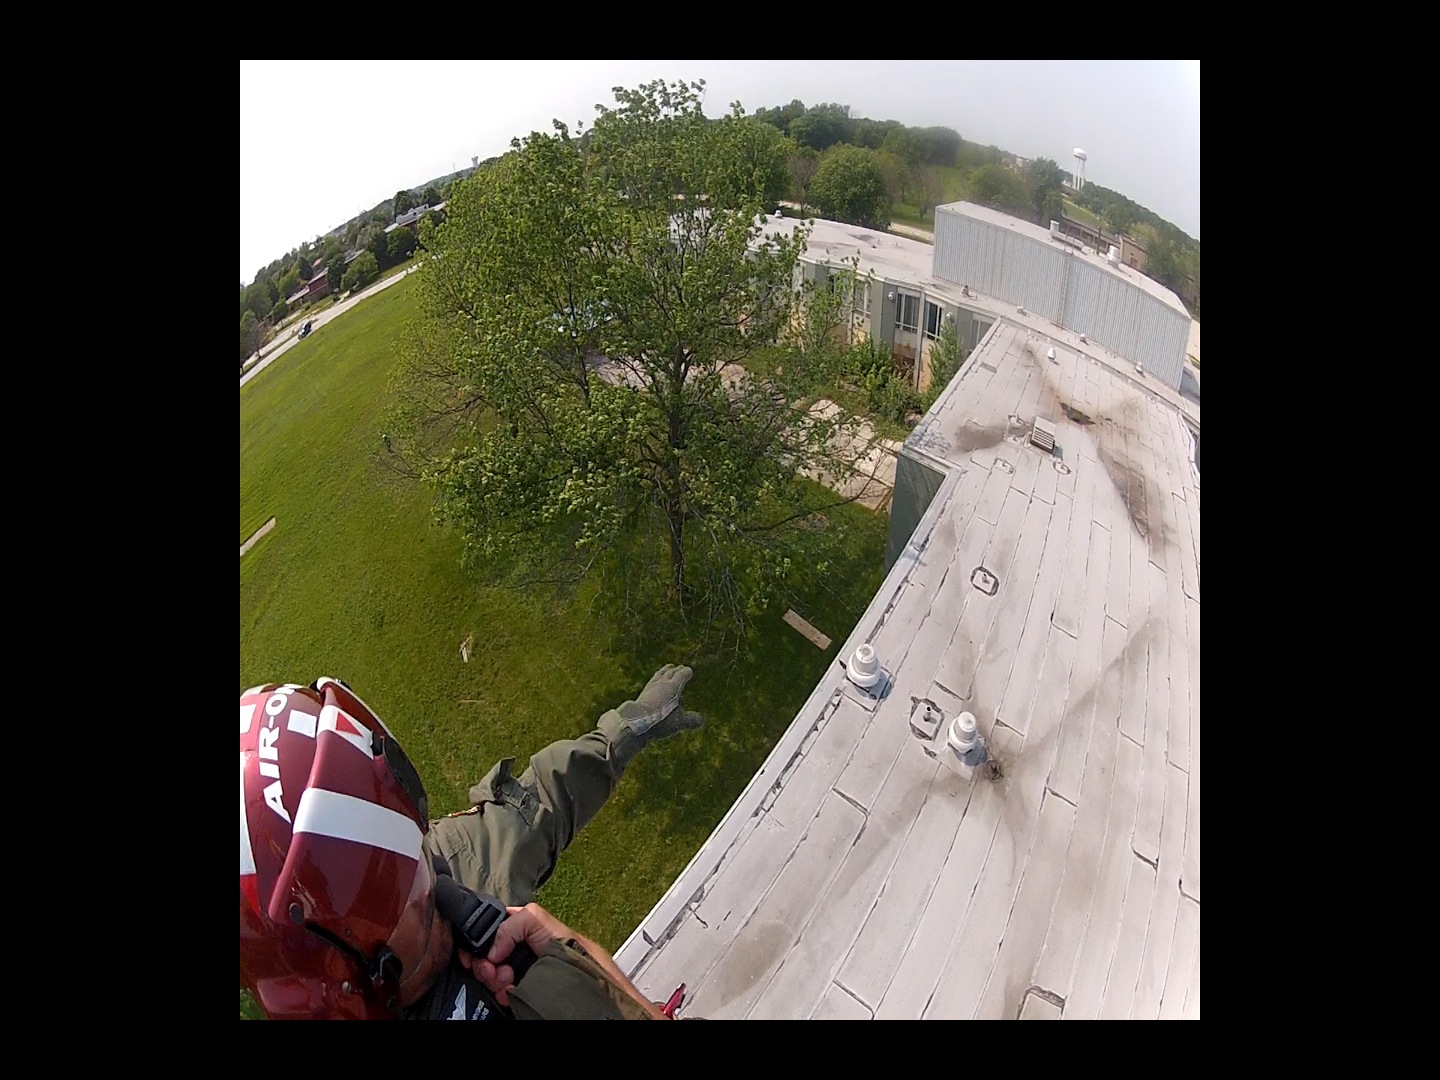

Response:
(947, 712), (989, 767)
(1046, 346), (1057, 363)
(1107, 245), (1120, 266)
(846, 643), (883, 689)
(1049, 220), (1061, 240)
(1031, 416), (1057, 454)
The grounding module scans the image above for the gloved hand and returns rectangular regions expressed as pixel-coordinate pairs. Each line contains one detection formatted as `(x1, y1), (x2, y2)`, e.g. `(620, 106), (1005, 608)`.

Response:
(617, 664), (705, 742)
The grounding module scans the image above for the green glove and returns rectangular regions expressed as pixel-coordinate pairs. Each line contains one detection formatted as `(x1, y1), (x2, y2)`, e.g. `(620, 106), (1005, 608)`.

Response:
(617, 664), (705, 742)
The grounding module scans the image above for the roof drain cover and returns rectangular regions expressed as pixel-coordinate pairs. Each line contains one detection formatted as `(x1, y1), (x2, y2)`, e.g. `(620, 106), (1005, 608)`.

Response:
(1031, 416), (1057, 454)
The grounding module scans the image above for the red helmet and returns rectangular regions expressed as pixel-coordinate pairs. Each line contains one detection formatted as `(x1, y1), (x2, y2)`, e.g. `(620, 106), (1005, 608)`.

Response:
(240, 678), (436, 1019)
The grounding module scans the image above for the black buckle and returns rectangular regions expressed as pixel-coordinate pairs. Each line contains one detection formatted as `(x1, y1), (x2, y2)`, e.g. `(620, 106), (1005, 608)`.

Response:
(435, 877), (507, 954)
(433, 878), (541, 985)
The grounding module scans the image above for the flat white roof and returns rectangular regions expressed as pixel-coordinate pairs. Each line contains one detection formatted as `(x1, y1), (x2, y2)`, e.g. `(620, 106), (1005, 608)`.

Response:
(615, 320), (1200, 1019)
(760, 213), (937, 286)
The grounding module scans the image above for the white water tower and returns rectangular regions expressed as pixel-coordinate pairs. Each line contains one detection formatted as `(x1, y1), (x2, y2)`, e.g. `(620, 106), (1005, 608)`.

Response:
(1073, 147), (1087, 191)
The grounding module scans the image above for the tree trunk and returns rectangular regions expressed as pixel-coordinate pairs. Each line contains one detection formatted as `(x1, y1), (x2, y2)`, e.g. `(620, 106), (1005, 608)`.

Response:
(667, 502), (685, 600)
(664, 362), (687, 602)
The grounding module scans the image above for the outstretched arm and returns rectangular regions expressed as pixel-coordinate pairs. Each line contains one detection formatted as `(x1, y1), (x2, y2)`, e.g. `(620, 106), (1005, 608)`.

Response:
(460, 902), (668, 1020)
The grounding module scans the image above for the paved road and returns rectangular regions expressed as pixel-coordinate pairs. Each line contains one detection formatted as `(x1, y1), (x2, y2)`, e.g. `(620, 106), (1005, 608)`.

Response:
(240, 264), (421, 390)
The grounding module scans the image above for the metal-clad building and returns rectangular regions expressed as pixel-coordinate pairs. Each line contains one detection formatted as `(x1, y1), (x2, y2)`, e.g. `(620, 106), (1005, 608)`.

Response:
(932, 203), (1191, 392)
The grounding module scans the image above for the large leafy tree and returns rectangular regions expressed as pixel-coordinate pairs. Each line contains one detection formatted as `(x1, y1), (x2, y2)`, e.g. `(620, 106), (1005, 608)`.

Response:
(851, 117), (900, 150)
(970, 163), (1033, 219)
(720, 115), (793, 210)
(789, 103), (853, 152)
(914, 126), (961, 166)
(277, 269), (302, 302)
(325, 253), (348, 297)
(341, 250), (378, 293)
(810, 145), (891, 228)
(754, 98), (806, 136)
(241, 278), (273, 322)
(240, 310), (261, 362)
(386, 225), (418, 264)
(368, 230), (389, 270)
(916, 165), (946, 221)
(880, 126), (920, 170)
(399, 80), (869, 621)
(1102, 201), (1134, 236)
(1027, 157), (1067, 226)
(788, 146), (819, 210)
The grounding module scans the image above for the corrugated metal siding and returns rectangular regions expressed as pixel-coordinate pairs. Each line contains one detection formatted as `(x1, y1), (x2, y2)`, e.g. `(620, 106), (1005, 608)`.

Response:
(935, 207), (1188, 390)
(1137, 291), (1189, 389)
(1062, 259), (1103, 337)
(1101, 276), (1142, 363)
(934, 212), (1007, 299)
(1003, 227), (1066, 322)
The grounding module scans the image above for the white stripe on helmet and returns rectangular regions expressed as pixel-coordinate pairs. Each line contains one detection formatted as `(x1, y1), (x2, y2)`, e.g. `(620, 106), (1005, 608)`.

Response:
(292, 788), (423, 860)
(240, 753), (256, 877)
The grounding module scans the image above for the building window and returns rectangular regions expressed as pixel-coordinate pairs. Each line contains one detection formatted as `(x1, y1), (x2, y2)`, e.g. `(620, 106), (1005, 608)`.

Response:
(924, 301), (943, 340)
(896, 293), (919, 332)
(853, 281), (871, 318)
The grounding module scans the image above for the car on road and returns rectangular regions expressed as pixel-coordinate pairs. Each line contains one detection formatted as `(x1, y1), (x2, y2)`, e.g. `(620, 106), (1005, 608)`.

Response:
(298, 320), (314, 339)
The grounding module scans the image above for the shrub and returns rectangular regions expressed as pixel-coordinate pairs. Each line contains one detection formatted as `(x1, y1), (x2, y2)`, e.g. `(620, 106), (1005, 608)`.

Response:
(841, 338), (921, 424)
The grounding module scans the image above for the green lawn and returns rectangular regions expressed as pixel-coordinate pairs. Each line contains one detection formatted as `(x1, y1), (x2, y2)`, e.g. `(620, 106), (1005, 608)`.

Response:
(377, 256), (418, 283)
(889, 164), (974, 232)
(888, 204), (932, 232)
(1061, 197), (1103, 229)
(241, 274), (891, 965)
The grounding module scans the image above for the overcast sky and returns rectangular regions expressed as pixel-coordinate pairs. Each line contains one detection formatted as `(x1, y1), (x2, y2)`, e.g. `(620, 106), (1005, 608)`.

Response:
(240, 60), (1199, 285)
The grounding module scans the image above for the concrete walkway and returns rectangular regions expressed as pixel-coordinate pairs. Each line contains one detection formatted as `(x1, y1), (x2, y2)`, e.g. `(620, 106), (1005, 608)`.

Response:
(588, 351), (899, 511)
(800, 399), (902, 512)
(240, 517), (276, 557)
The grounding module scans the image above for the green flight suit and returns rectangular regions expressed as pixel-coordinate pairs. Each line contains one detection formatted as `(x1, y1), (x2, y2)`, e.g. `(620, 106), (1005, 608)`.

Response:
(422, 708), (644, 906)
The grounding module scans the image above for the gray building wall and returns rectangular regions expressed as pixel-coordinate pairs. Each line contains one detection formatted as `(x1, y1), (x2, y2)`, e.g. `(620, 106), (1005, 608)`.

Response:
(885, 451), (947, 572)
(873, 280), (897, 347)
(950, 306), (994, 354)
(932, 206), (1188, 391)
